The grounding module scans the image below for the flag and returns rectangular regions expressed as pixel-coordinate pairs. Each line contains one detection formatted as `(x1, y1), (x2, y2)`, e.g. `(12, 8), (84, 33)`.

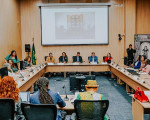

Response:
(32, 41), (37, 65)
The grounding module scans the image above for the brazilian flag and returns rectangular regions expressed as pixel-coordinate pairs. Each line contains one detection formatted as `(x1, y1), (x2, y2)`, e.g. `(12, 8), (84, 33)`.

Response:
(32, 42), (36, 65)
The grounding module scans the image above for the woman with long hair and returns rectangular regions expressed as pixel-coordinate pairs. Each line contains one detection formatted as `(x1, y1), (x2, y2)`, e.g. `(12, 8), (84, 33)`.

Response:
(30, 77), (66, 120)
(59, 52), (68, 63)
(104, 53), (113, 63)
(5, 50), (20, 69)
(0, 76), (24, 120)
(8, 59), (18, 73)
(24, 56), (32, 67)
(0, 76), (19, 101)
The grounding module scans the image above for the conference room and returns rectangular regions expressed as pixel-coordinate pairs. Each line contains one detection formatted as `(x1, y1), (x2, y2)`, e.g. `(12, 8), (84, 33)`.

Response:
(0, 0), (150, 120)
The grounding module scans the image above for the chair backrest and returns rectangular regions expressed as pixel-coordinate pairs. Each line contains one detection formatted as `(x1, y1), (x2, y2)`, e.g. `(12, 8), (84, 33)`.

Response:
(21, 103), (57, 120)
(0, 67), (8, 78)
(103, 56), (107, 62)
(72, 56), (76, 62)
(0, 98), (15, 120)
(44, 56), (48, 61)
(74, 100), (109, 120)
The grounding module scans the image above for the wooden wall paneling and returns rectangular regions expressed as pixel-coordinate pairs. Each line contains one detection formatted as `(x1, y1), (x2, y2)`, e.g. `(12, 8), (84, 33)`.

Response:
(0, 0), (22, 67)
(136, 0), (150, 34)
(20, 0), (124, 64)
(125, 0), (136, 56)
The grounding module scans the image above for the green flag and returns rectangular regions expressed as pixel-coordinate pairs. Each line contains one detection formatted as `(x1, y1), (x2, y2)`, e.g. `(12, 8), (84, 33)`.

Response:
(32, 42), (36, 65)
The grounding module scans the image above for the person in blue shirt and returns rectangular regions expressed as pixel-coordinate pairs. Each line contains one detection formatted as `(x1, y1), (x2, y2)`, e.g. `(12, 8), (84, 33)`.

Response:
(73, 52), (83, 63)
(133, 55), (141, 69)
(88, 52), (98, 63)
(30, 77), (66, 120)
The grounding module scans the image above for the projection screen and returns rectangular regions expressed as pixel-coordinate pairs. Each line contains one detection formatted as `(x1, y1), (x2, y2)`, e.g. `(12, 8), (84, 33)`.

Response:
(41, 5), (109, 45)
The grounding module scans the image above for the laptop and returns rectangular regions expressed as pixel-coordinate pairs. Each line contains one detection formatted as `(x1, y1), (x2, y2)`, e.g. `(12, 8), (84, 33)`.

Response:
(19, 92), (30, 103)
(107, 60), (111, 64)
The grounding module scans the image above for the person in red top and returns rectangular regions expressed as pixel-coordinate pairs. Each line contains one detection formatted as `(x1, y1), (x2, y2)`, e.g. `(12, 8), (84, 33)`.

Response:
(104, 53), (113, 62)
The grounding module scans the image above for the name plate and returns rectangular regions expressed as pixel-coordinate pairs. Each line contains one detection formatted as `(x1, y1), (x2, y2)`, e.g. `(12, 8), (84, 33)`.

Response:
(125, 72), (129, 75)
(48, 63), (54, 65)
(133, 76), (139, 80)
(24, 77), (28, 81)
(121, 69), (125, 72)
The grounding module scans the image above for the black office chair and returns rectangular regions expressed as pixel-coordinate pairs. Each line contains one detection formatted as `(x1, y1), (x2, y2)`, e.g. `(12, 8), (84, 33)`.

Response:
(103, 56), (107, 62)
(0, 98), (15, 120)
(21, 103), (57, 120)
(44, 56), (48, 61)
(74, 100), (109, 120)
(72, 56), (76, 63)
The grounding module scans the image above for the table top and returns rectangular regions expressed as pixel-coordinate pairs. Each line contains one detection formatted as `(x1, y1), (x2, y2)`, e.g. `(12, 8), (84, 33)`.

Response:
(47, 62), (110, 66)
(9, 65), (46, 88)
(58, 95), (75, 110)
(131, 94), (150, 108)
(110, 64), (150, 90)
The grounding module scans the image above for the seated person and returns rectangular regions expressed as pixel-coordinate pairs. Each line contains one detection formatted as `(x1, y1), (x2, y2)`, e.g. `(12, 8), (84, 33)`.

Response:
(88, 52), (98, 63)
(76, 80), (108, 120)
(140, 55), (147, 69)
(30, 77), (66, 120)
(0, 76), (23, 119)
(104, 53), (113, 63)
(59, 52), (68, 63)
(142, 59), (150, 74)
(24, 56), (32, 67)
(3, 63), (11, 72)
(8, 59), (18, 73)
(73, 52), (83, 63)
(131, 55), (141, 69)
(5, 50), (20, 69)
(46, 52), (55, 63)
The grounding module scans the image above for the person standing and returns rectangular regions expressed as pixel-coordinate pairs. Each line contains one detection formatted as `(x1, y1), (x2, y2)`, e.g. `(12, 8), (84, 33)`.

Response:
(127, 44), (136, 66)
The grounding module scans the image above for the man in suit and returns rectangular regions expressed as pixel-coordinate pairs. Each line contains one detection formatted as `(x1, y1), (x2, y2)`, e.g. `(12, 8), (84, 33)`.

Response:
(88, 52), (98, 63)
(73, 52), (83, 63)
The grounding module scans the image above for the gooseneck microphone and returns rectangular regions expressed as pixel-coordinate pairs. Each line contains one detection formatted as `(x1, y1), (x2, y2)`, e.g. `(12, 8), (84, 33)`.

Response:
(62, 85), (69, 101)
(115, 58), (124, 67)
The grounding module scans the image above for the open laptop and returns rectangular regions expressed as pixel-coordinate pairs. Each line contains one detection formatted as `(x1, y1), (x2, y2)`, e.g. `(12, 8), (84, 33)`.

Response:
(19, 92), (30, 103)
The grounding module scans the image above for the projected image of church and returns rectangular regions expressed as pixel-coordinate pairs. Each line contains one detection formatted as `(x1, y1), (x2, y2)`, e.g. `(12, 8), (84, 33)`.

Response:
(55, 12), (95, 39)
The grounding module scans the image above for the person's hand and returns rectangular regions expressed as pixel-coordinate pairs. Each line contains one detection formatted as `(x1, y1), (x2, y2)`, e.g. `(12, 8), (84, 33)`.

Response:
(139, 68), (142, 71)
(131, 64), (134, 67)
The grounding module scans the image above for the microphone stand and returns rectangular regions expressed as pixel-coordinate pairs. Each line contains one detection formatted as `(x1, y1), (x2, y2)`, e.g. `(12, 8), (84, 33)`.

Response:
(115, 58), (124, 67)
(63, 85), (69, 101)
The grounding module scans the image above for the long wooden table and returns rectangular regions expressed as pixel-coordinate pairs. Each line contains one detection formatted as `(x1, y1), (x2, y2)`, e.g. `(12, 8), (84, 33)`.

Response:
(110, 65), (150, 91)
(131, 94), (150, 120)
(46, 63), (110, 73)
(11, 63), (150, 92)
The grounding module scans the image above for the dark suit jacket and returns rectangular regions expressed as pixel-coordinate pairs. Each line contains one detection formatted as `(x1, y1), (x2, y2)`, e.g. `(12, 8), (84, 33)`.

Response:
(73, 56), (83, 63)
(59, 56), (68, 63)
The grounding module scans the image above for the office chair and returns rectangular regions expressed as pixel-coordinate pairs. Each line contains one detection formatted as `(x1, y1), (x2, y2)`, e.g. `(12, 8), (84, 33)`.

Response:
(0, 98), (15, 120)
(103, 56), (107, 62)
(74, 100), (109, 120)
(21, 103), (57, 120)
(44, 56), (48, 61)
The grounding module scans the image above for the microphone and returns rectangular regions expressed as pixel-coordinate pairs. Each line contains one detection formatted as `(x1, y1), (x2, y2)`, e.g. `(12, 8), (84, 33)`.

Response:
(62, 85), (69, 101)
(19, 73), (24, 78)
(115, 58), (124, 67)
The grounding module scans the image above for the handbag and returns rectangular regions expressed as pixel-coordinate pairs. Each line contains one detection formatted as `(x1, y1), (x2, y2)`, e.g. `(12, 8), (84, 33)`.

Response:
(134, 86), (149, 102)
